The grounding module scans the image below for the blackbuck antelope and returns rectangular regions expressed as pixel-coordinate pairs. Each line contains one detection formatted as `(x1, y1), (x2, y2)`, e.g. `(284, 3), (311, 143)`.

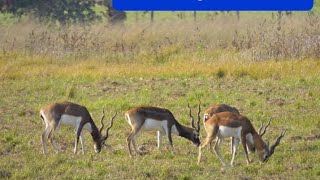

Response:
(203, 104), (240, 121)
(40, 102), (117, 155)
(203, 104), (256, 154)
(204, 104), (272, 154)
(198, 112), (287, 166)
(125, 103), (201, 158)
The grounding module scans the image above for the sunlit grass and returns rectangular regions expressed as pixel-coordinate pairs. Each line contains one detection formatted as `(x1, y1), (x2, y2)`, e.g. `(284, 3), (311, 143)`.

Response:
(1, 53), (320, 81)
(0, 56), (319, 178)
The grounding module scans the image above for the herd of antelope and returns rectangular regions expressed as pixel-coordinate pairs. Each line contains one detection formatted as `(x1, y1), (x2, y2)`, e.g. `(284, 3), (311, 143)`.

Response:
(40, 101), (287, 166)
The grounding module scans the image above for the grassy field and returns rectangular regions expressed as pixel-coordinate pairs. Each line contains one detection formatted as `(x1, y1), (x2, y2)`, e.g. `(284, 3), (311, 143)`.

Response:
(1, 14), (320, 179)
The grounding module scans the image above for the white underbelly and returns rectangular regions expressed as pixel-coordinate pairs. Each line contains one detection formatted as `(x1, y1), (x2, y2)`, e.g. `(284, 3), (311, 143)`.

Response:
(142, 119), (178, 135)
(60, 114), (80, 126)
(218, 126), (242, 138)
(60, 114), (92, 132)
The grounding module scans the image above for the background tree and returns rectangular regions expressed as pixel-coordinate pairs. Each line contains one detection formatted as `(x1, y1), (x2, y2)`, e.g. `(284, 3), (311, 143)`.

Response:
(103, 0), (126, 25)
(4, 0), (100, 24)
(1, 0), (15, 12)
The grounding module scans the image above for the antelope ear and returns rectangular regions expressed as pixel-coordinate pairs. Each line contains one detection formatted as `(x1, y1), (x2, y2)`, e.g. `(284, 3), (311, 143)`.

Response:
(266, 140), (270, 147)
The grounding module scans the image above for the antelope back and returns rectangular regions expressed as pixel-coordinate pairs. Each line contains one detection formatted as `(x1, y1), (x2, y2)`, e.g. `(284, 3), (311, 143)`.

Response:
(204, 104), (240, 121)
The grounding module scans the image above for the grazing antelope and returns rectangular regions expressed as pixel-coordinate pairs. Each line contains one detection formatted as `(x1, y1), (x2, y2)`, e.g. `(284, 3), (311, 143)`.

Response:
(125, 103), (201, 158)
(198, 112), (287, 166)
(203, 104), (240, 121)
(40, 102), (117, 155)
(203, 104), (247, 154)
(204, 104), (271, 154)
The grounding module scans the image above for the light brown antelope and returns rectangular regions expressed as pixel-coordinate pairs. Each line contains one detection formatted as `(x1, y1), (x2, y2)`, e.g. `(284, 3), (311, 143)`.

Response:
(203, 104), (256, 154)
(198, 111), (287, 166)
(203, 104), (240, 121)
(125, 103), (201, 158)
(204, 104), (272, 154)
(40, 102), (117, 155)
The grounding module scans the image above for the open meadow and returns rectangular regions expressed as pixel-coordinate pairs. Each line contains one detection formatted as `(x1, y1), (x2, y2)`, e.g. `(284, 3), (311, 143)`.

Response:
(0, 13), (320, 179)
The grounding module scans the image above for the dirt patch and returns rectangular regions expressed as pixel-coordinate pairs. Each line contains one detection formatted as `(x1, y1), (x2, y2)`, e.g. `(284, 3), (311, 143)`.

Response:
(305, 134), (320, 141)
(137, 142), (158, 155)
(290, 136), (303, 141)
(290, 134), (320, 142)
(169, 91), (186, 98)
(95, 79), (138, 96)
(288, 164), (313, 171)
(266, 98), (287, 106)
(18, 110), (34, 117)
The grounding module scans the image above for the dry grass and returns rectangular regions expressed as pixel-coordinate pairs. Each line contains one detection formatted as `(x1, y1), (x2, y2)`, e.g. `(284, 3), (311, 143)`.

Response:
(1, 13), (320, 61)
(1, 13), (320, 81)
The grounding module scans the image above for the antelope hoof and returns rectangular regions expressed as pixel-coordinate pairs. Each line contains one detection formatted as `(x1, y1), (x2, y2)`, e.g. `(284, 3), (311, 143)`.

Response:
(135, 151), (143, 156)
(197, 159), (202, 165)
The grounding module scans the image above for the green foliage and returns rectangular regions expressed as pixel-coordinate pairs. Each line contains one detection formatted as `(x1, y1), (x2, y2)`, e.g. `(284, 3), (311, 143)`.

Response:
(15, 0), (100, 23)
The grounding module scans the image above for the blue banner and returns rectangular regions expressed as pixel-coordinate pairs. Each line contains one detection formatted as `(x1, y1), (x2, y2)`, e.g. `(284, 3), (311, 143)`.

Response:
(113, 0), (313, 11)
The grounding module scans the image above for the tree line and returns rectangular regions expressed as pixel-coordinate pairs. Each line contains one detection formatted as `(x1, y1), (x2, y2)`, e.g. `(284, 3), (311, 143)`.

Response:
(0, 0), (126, 24)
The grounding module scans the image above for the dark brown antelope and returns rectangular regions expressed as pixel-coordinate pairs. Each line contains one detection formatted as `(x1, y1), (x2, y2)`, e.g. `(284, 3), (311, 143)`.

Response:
(125, 103), (201, 158)
(198, 111), (287, 166)
(40, 102), (117, 155)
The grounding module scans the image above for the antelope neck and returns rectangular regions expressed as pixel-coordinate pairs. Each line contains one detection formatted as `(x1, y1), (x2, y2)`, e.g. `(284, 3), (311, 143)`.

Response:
(90, 121), (102, 142)
(252, 133), (265, 150)
(175, 122), (194, 140)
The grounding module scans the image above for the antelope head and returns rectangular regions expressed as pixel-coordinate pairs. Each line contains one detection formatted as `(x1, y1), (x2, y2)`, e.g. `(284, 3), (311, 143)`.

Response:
(257, 118), (287, 162)
(187, 101), (201, 147)
(95, 109), (117, 153)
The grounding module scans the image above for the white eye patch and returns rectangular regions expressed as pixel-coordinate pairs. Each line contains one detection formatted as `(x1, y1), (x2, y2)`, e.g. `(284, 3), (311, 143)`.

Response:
(194, 131), (200, 138)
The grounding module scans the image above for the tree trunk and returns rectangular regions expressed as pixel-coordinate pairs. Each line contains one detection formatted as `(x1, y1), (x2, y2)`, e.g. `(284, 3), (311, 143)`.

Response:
(151, 11), (154, 22)
(236, 11), (240, 21)
(277, 11), (282, 30)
